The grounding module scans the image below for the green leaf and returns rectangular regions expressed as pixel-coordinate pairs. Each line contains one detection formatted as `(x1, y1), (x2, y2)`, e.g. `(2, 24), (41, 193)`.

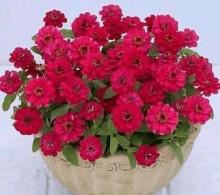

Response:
(106, 119), (118, 136)
(211, 111), (214, 119)
(156, 134), (174, 140)
(92, 80), (107, 88)
(178, 137), (188, 147)
(32, 35), (36, 41)
(110, 136), (118, 155)
(50, 104), (70, 122)
(41, 119), (52, 134)
(179, 115), (189, 122)
(32, 138), (41, 153)
(30, 46), (42, 55)
(18, 70), (26, 83)
(179, 48), (199, 57)
(61, 29), (74, 39)
(94, 112), (104, 126)
(135, 81), (142, 91)
(99, 135), (108, 153)
(103, 87), (117, 99)
(174, 122), (189, 138)
(116, 135), (130, 149)
(172, 89), (186, 100)
(169, 141), (183, 164)
(127, 152), (136, 168)
(127, 147), (138, 153)
(185, 83), (196, 96)
(149, 44), (159, 57)
(101, 41), (115, 54)
(2, 94), (17, 111)
(137, 123), (150, 132)
(63, 145), (78, 166)
(187, 75), (195, 85)
(130, 135), (142, 146)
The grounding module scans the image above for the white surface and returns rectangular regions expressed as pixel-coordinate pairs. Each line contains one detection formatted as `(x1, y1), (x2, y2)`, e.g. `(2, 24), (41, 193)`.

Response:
(0, 0), (220, 194)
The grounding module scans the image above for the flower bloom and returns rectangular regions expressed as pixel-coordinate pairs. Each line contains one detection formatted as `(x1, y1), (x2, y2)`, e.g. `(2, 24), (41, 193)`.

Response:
(103, 18), (123, 40)
(99, 4), (122, 21)
(80, 101), (103, 121)
(14, 107), (43, 135)
(9, 47), (34, 69)
(157, 63), (186, 93)
(44, 10), (67, 28)
(81, 52), (111, 80)
(0, 71), (22, 94)
(113, 103), (144, 134)
(51, 80), (65, 104)
(117, 91), (144, 107)
(87, 26), (109, 46)
(171, 98), (187, 117)
(135, 145), (159, 166)
(61, 77), (90, 106)
(110, 68), (136, 94)
(40, 132), (62, 157)
(182, 28), (199, 47)
(54, 112), (85, 143)
(35, 26), (63, 52)
(146, 102), (178, 135)
(122, 16), (144, 32)
(24, 78), (55, 107)
(184, 95), (212, 125)
(79, 135), (103, 162)
(71, 12), (98, 37)
(123, 29), (152, 52)
(144, 15), (156, 32)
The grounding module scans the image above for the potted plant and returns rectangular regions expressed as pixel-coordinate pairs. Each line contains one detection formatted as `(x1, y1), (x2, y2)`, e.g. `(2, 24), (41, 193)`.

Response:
(0, 4), (219, 195)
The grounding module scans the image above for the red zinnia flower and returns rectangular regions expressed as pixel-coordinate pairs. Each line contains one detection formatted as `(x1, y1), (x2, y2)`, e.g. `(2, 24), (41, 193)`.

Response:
(35, 26), (63, 52)
(14, 107), (43, 135)
(146, 102), (178, 135)
(9, 47), (34, 69)
(123, 29), (152, 52)
(24, 78), (55, 107)
(152, 15), (178, 34)
(194, 57), (213, 78)
(113, 103), (144, 134)
(139, 81), (165, 105)
(61, 77), (90, 106)
(135, 145), (159, 166)
(51, 80), (65, 104)
(184, 95), (212, 125)
(54, 112), (85, 143)
(182, 28), (199, 48)
(68, 36), (99, 62)
(40, 132), (62, 157)
(110, 68), (136, 94)
(43, 39), (69, 62)
(79, 135), (103, 162)
(122, 16), (144, 32)
(99, 4), (123, 21)
(157, 63), (186, 93)
(81, 52), (111, 80)
(117, 91), (144, 107)
(87, 26), (109, 46)
(44, 10), (67, 28)
(144, 15), (156, 32)
(171, 98), (187, 117)
(80, 101), (103, 121)
(0, 71), (22, 94)
(45, 57), (74, 82)
(72, 12), (98, 37)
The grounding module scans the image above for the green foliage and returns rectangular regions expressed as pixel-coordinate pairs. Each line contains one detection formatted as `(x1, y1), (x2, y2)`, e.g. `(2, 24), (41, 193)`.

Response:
(148, 44), (159, 57)
(130, 135), (142, 146)
(103, 87), (117, 99)
(63, 145), (78, 166)
(32, 138), (41, 153)
(174, 122), (190, 138)
(32, 35), (36, 41)
(185, 83), (196, 96)
(178, 137), (188, 147)
(18, 71), (27, 83)
(2, 94), (17, 111)
(116, 134), (130, 149)
(41, 119), (52, 134)
(92, 80), (107, 88)
(61, 29), (74, 39)
(169, 141), (183, 164)
(127, 151), (136, 168)
(50, 104), (70, 122)
(101, 41), (115, 54)
(156, 134), (174, 140)
(99, 135), (108, 153)
(211, 111), (214, 119)
(179, 48), (199, 57)
(30, 46), (42, 55)
(110, 136), (118, 155)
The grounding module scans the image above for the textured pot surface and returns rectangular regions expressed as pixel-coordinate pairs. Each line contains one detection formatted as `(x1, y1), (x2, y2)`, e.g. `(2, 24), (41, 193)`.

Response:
(41, 125), (201, 195)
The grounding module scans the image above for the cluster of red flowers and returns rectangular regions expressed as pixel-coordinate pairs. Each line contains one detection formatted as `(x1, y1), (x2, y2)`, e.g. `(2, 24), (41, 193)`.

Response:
(0, 5), (219, 167)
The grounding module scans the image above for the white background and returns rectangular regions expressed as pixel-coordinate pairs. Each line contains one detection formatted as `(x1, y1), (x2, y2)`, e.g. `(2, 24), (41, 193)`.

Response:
(0, 0), (220, 194)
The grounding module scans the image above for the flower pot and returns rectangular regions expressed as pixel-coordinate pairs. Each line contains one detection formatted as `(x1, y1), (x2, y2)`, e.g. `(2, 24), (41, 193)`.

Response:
(41, 125), (201, 195)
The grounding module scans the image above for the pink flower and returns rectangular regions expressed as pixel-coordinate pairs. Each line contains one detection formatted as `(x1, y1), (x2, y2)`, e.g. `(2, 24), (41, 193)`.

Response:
(135, 145), (159, 166)
(171, 99), (187, 117)
(71, 12), (98, 37)
(14, 107), (43, 135)
(0, 71), (22, 94)
(45, 57), (74, 81)
(124, 29), (152, 52)
(43, 10), (67, 28)
(54, 112), (85, 143)
(184, 95), (212, 125)
(41, 132), (62, 157)
(139, 81), (165, 105)
(157, 63), (186, 93)
(80, 101), (103, 121)
(146, 102), (178, 135)
(110, 68), (136, 94)
(35, 26), (63, 52)
(99, 4), (122, 21)
(68, 36), (99, 62)
(113, 103), (144, 134)
(51, 80), (65, 104)
(79, 135), (103, 162)
(122, 16), (144, 32)
(43, 39), (69, 62)
(117, 91), (144, 107)
(24, 78), (55, 107)
(152, 15), (178, 34)
(81, 52), (111, 80)
(144, 15), (156, 32)
(182, 28), (199, 47)
(9, 47), (34, 69)
(61, 77), (90, 106)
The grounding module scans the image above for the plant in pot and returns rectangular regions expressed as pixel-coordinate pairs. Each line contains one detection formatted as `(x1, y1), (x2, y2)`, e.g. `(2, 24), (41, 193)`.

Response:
(1, 4), (219, 195)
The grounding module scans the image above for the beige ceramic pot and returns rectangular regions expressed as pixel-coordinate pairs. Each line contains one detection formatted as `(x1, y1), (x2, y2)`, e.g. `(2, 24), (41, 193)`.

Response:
(41, 125), (201, 195)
